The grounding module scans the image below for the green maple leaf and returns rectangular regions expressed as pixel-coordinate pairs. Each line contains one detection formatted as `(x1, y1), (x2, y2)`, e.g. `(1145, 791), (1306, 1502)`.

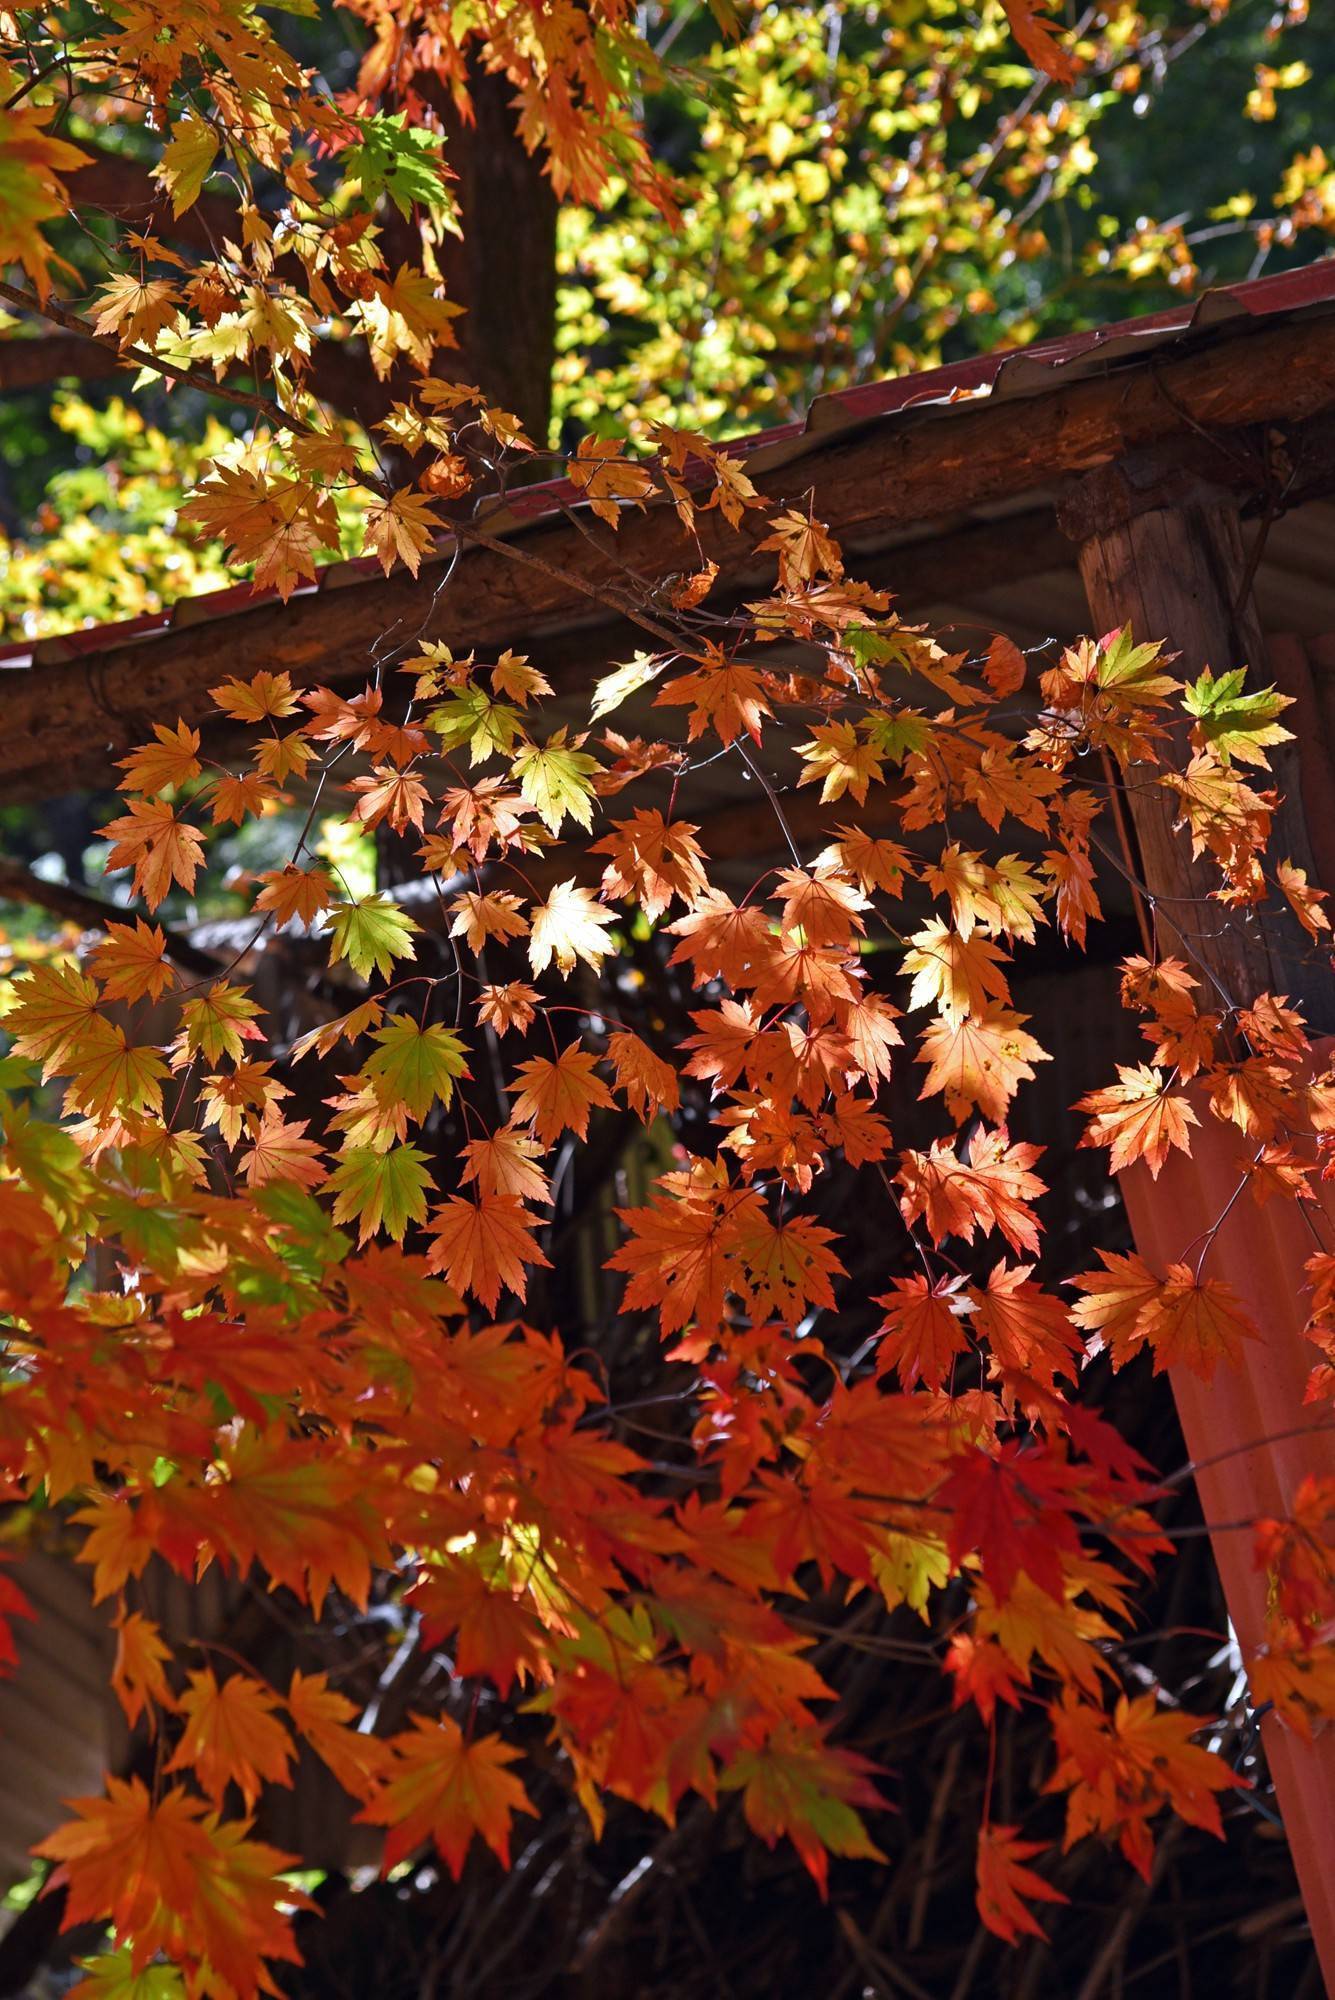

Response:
(862, 711), (931, 764)
(1094, 628), (1179, 704)
(1183, 666), (1294, 766)
(70, 1950), (185, 1999)
(363, 1019), (470, 1119)
(427, 686), (523, 764)
(328, 896), (419, 981)
(328, 1143), (433, 1243)
(346, 113), (453, 220)
(511, 729), (599, 833)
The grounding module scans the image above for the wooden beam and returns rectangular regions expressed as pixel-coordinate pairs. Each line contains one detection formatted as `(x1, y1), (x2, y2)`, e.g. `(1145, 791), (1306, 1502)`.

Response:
(4, 311), (1335, 799)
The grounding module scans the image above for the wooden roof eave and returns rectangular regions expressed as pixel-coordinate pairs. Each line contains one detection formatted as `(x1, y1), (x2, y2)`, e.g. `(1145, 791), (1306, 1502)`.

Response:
(3, 285), (1335, 800)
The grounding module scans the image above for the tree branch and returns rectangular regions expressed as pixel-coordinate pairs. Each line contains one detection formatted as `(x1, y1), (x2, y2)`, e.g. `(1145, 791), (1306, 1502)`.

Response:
(0, 859), (222, 977)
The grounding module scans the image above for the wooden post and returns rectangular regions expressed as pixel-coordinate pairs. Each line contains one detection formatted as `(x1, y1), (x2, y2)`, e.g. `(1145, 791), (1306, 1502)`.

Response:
(1059, 455), (1333, 1026)
(1061, 456), (1335, 1987)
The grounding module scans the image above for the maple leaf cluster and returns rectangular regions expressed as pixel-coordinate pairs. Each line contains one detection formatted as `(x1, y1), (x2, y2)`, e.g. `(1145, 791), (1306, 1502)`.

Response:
(1, 459), (1330, 1984)
(0, 3), (1330, 1983)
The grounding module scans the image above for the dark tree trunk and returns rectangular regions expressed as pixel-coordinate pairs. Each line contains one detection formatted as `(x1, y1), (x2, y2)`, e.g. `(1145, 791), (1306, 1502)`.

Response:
(432, 65), (559, 447)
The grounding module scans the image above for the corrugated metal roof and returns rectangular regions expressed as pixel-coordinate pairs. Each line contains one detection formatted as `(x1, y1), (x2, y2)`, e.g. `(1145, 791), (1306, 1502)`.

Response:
(2, 258), (1333, 675)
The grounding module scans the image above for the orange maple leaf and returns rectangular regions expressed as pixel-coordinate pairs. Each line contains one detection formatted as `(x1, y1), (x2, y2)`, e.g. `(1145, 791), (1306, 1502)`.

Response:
(34, 1778), (311, 1995)
(592, 808), (708, 920)
(718, 1727), (885, 1899)
(1068, 1249), (1162, 1366)
(508, 1045), (616, 1145)
(87, 920), (176, 1004)
(286, 1668), (388, 1797)
(916, 1008), (1049, 1124)
(111, 1610), (178, 1729)
(101, 797), (206, 909)
(362, 487), (442, 577)
(461, 1128), (553, 1204)
(976, 1824), (1068, 1942)
(1049, 1691), (1244, 1879)
(897, 1128), (1046, 1256)
(425, 1194), (551, 1310)
(255, 863), (336, 928)
(873, 1274), (972, 1390)
(656, 652), (772, 744)
(166, 1667), (296, 1810)
(1137, 1264), (1260, 1380)
(606, 1029), (680, 1121)
(358, 1712), (536, 1875)
(969, 1264), (1082, 1393)
(1076, 1064), (1199, 1177)
(116, 719), (201, 796)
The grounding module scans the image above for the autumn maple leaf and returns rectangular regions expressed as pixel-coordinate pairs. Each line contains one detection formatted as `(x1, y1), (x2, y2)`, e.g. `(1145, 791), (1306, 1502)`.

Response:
(509, 1045), (616, 1145)
(35, 1779), (311, 1996)
(91, 273), (182, 347)
(1277, 858), (1332, 940)
(732, 1210), (845, 1322)
(4, 959), (103, 1075)
(916, 1008), (1049, 1124)
(897, 1128), (1046, 1256)
(449, 889), (529, 953)
(101, 797), (206, 909)
(1000, 0), (1076, 83)
(285, 1668), (388, 1797)
(795, 719), (885, 804)
(1076, 1064), (1199, 1178)
(969, 1264), (1082, 1394)
(181, 467), (335, 601)
(407, 1562), (548, 1697)
(939, 1441), (1080, 1602)
(656, 652), (772, 744)
(209, 1428), (389, 1613)
(718, 1727), (886, 1898)
(666, 888), (774, 986)
(460, 1128), (552, 1204)
(592, 808), (708, 919)
(239, 1110), (327, 1190)
(904, 918), (1009, 1023)
(116, 719), (201, 795)
(873, 1275), (972, 1390)
(425, 1194), (550, 1310)
(111, 1610), (177, 1729)
(1134, 1264), (1260, 1380)
(527, 880), (616, 975)
(609, 1167), (760, 1333)
(363, 1018), (470, 1119)
(512, 729), (600, 833)
(166, 1667), (296, 1810)
(975, 1823), (1068, 1942)
(88, 920), (175, 1004)
(607, 1030), (680, 1120)
(1049, 1691), (1244, 1879)
(358, 1712), (535, 1875)
(1068, 1248), (1162, 1366)
(362, 487), (442, 577)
